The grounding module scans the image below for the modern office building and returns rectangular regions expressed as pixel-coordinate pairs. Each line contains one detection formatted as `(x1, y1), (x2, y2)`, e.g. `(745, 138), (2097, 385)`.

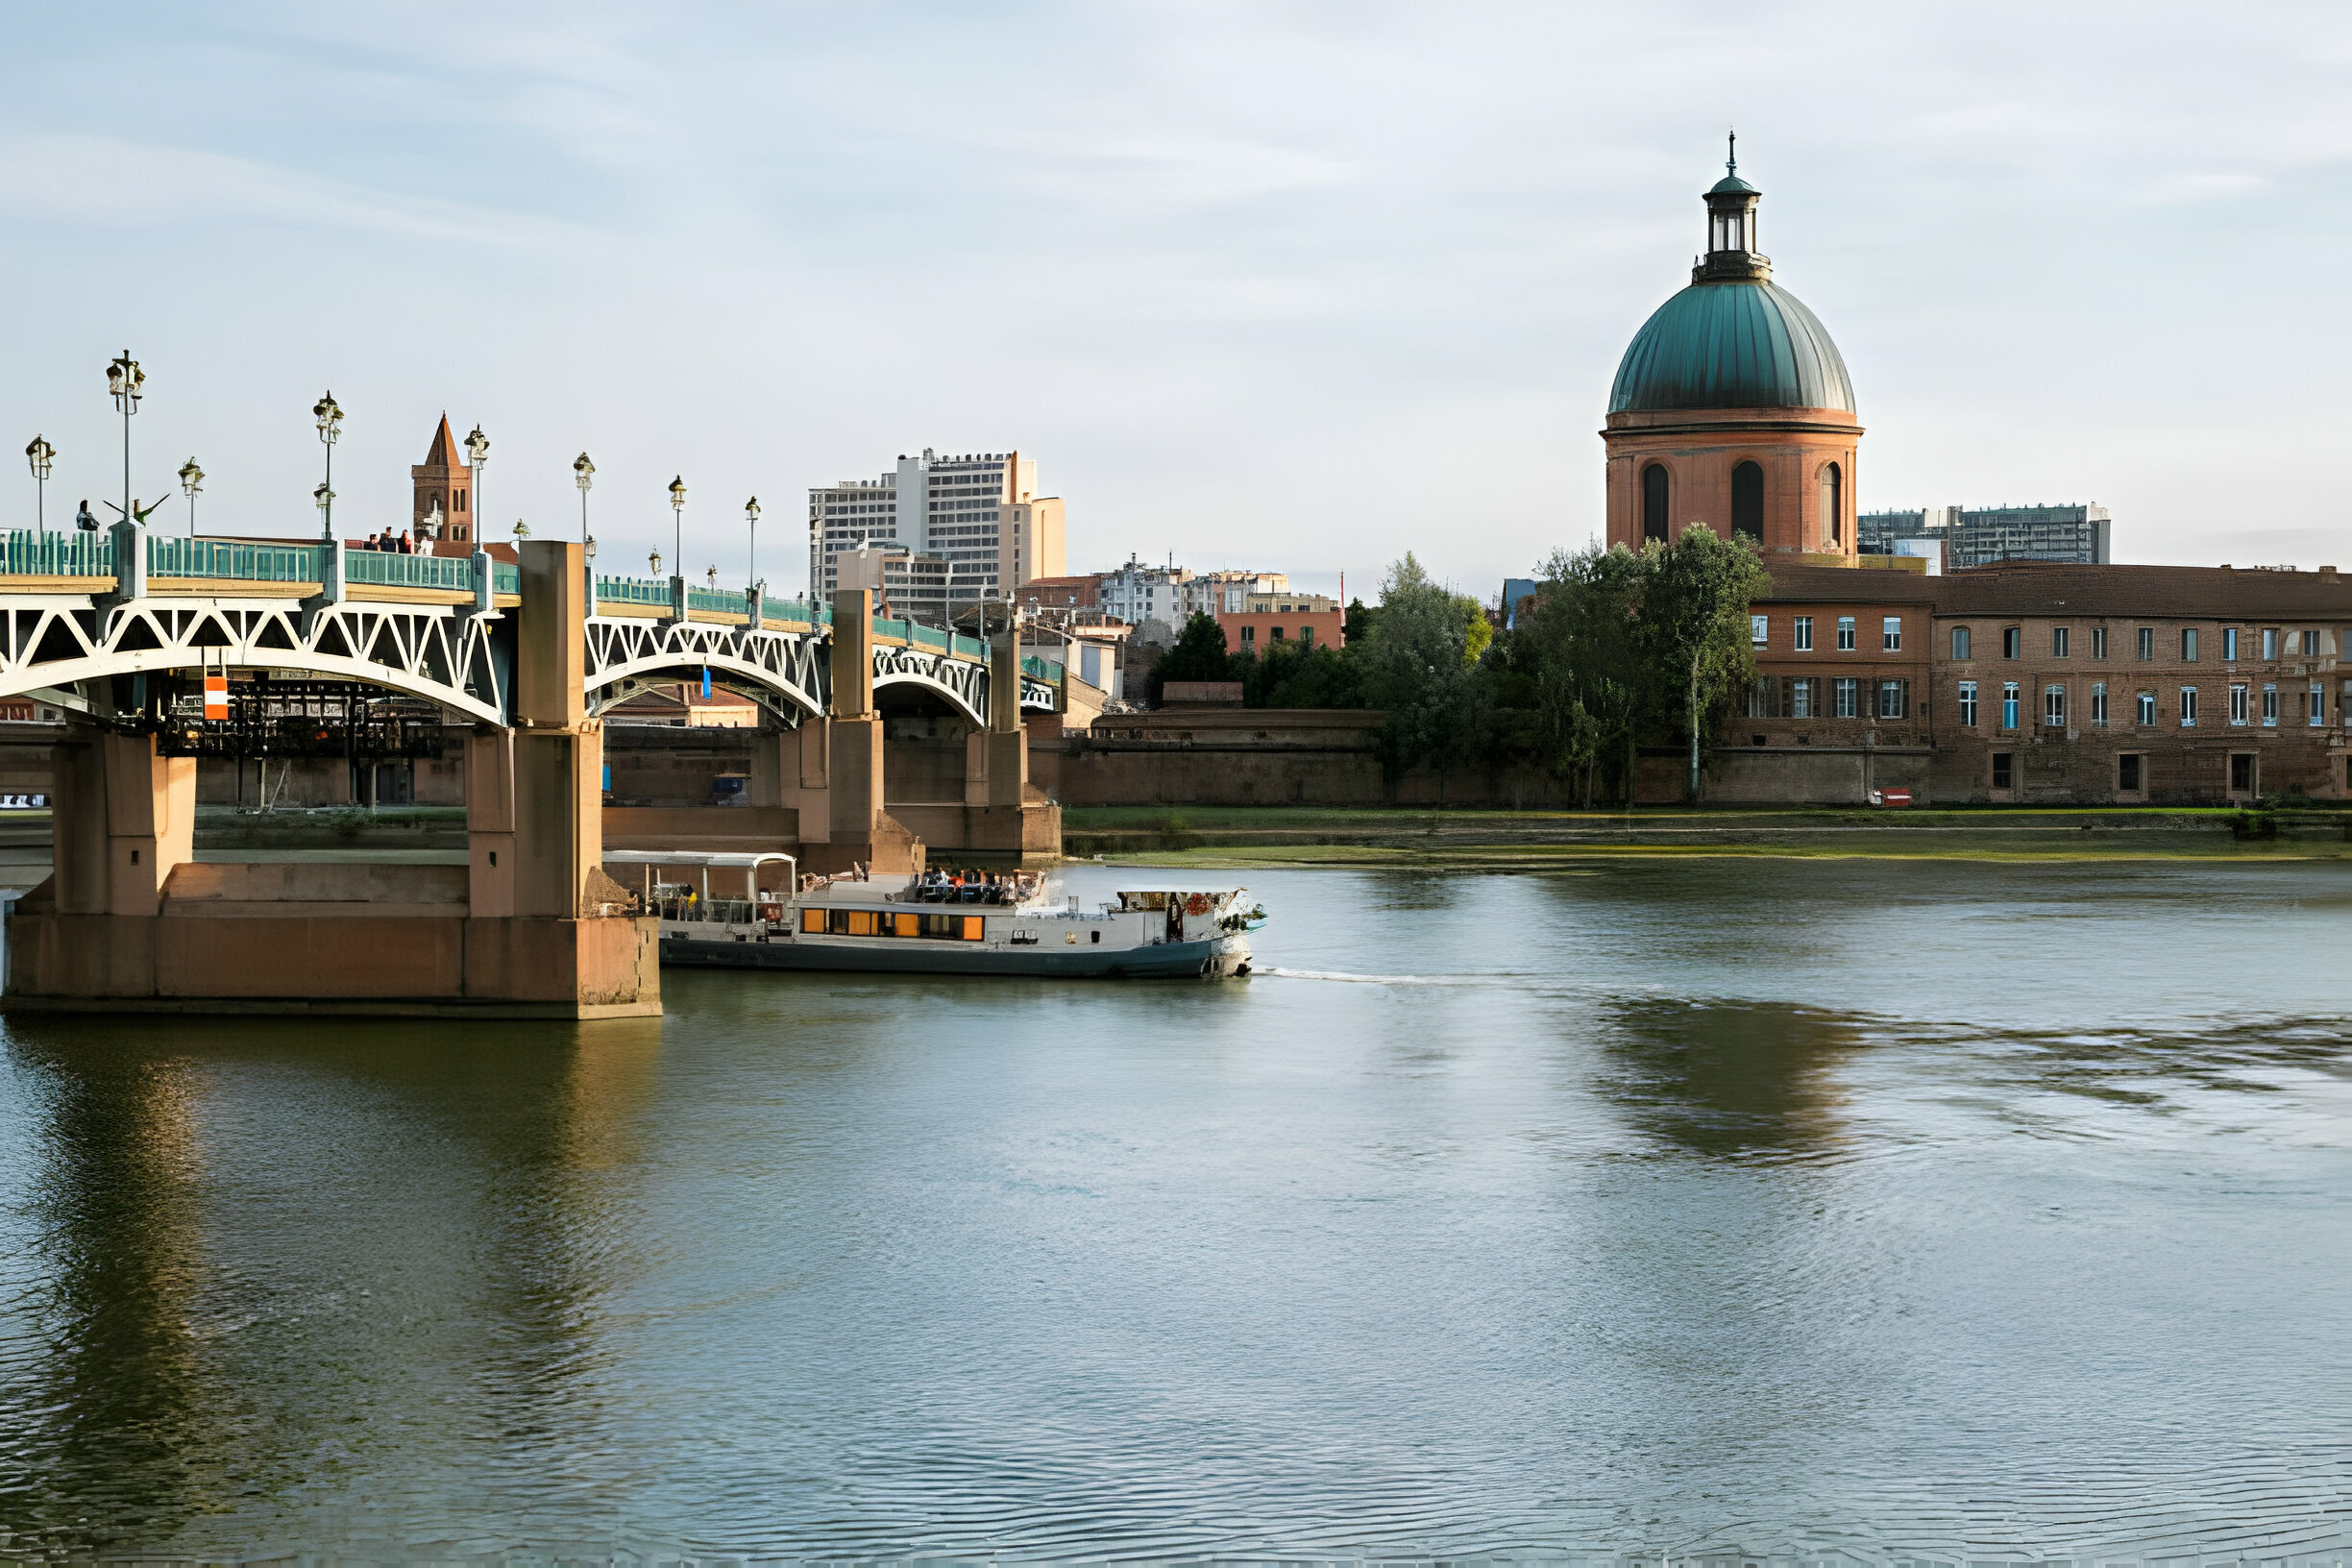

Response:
(806, 448), (1065, 615)
(1860, 503), (2113, 569)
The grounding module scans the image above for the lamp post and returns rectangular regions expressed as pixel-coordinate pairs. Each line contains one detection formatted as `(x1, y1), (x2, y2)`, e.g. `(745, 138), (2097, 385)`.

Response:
(178, 457), (204, 536)
(744, 495), (760, 595)
(705, 564), (719, 592)
(513, 519), (530, 541)
(25, 436), (54, 533)
(667, 476), (686, 580)
(573, 453), (594, 544)
(107, 351), (143, 533)
(649, 550), (663, 577)
(464, 425), (489, 547)
(311, 391), (342, 542)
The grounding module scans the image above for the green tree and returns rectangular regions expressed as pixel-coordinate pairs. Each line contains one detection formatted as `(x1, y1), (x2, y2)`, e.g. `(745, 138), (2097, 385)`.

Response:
(1357, 552), (1491, 801)
(1147, 611), (1239, 703)
(1636, 526), (1769, 801)
(1243, 638), (1364, 709)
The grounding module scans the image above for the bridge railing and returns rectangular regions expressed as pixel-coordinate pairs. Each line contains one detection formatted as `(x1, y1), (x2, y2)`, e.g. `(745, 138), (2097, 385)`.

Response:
(1021, 653), (1065, 684)
(758, 594), (828, 626)
(148, 537), (323, 582)
(343, 549), (477, 591)
(0, 529), (115, 576)
(951, 632), (988, 661)
(597, 574), (667, 606)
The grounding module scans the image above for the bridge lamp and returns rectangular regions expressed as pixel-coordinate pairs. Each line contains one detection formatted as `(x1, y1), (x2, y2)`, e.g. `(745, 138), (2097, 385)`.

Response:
(25, 435), (54, 534)
(312, 391), (343, 542)
(107, 351), (144, 535)
(744, 495), (760, 595)
(705, 564), (719, 591)
(573, 452), (594, 544)
(667, 476), (686, 581)
(178, 457), (204, 537)
(649, 549), (662, 577)
(512, 519), (530, 541)
(464, 425), (489, 546)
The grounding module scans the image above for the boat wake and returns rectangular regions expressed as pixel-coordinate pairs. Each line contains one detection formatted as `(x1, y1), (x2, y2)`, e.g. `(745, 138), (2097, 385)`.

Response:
(1254, 965), (1531, 987)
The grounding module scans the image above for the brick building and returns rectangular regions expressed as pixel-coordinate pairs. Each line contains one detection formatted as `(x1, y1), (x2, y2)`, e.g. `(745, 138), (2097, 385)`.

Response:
(1719, 561), (2351, 804)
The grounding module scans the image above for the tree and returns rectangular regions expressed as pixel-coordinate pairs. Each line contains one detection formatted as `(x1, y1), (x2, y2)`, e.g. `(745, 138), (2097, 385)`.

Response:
(1356, 552), (1491, 801)
(1637, 527), (1769, 801)
(1147, 611), (1238, 702)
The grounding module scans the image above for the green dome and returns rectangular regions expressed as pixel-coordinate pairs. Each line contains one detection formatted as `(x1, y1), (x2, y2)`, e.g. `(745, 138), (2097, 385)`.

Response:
(1608, 279), (1855, 415)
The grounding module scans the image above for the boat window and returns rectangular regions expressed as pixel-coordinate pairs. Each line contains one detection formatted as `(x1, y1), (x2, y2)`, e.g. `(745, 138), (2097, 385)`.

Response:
(961, 917), (985, 941)
(921, 913), (961, 939)
(1090, 930), (1101, 944)
(892, 913), (920, 937)
(800, 908), (823, 934)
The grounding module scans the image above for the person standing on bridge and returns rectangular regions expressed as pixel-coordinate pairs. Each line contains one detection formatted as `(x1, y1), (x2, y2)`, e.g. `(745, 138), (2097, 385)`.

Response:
(74, 501), (96, 531)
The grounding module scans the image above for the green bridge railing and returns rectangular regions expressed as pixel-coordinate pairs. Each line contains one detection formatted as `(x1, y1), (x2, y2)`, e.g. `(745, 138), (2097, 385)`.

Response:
(0, 530), (114, 576)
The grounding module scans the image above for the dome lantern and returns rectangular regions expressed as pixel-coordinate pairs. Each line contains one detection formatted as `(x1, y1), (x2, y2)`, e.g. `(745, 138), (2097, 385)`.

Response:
(1699, 132), (1768, 283)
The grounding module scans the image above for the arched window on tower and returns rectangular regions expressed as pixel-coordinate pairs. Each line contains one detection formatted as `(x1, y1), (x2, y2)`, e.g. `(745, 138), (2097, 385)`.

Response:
(1820, 463), (1843, 547)
(1730, 461), (1764, 542)
(1642, 464), (1669, 544)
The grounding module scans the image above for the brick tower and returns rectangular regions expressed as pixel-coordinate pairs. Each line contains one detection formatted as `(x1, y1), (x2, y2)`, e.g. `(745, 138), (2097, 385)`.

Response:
(411, 415), (476, 545)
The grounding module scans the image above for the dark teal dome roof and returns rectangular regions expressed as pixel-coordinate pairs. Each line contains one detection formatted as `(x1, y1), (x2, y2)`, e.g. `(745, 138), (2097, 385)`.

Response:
(1608, 280), (1855, 415)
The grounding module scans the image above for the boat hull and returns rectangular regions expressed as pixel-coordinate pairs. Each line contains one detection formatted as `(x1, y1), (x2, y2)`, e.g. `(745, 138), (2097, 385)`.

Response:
(659, 931), (1253, 980)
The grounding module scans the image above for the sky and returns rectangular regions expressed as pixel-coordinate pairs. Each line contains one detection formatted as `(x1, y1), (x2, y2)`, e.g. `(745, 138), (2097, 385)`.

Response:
(1, 3), (2347, 604)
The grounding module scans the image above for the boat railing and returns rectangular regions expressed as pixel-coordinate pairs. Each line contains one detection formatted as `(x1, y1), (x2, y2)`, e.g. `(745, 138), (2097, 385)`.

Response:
(656, 894), (770, 925)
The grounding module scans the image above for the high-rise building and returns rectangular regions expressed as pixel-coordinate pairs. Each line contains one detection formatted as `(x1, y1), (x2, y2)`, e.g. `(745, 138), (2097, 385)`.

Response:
(806, 448), (1064, 617)
(1861, 504), (2113, 569)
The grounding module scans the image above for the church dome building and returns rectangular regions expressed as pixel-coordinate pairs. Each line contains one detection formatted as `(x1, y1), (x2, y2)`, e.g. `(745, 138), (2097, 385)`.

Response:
(1604, 149), (1860, 561)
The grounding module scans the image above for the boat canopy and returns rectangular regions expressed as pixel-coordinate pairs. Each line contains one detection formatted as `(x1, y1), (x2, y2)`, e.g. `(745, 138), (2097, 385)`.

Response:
(604, 850), (798, 872)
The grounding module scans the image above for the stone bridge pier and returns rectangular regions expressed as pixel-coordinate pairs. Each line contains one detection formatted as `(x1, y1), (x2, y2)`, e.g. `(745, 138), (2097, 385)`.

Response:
(6, 541), (660, 1018)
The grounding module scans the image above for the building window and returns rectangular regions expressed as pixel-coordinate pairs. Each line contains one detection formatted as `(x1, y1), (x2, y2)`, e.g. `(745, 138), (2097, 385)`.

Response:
(2091, 625), (2108, 659)
(2119, 753), (2142, 793)
(1882, 616), (1902, 651)
(2138, 626), (2155, 661)
(2001, 681), (2020, 730)
(1833, 676), (1859, 718)
(1879, 679), (1906, 719)
(2230, 753), (2255, 793)
(2002, 626), (2021, 659)
(2262, 628), (2278, 660)
(1794, 616), (1813, 651)
(2091, 681), (2108, 725)
(2223, 626), (2240, 661)
(2182, 628), (2199, 661)
(1299, 625), (1314, 649)
(1744, 675), (1776, 719)
(1269, 626), (1286, 642)
(2262, 683), (2277, 725)
(1751, 614), (1768, 647)
(1992, 752), (2014, 791)
(1791, 677), (1815, 719)
(1836, 616), (1856, 650)
(2301, 629), (2320, 656)
(1731, 461), (1764, 541)
(2138, 690), (2156, 725)
(1958, 679), (1978, 725)
(2229, 683), (2248, 725)
(1239, 625), (1254, 647)
(1952, 626), (1972, 660)
(2180, 686), (2198, 725)
(2051, 626), (2070, 657)
(2312, 683), (2328, 727)
(2044, 684), (2067, 728)
(1820, 462), (1843, 546)
(1642, 464), (1670, 543)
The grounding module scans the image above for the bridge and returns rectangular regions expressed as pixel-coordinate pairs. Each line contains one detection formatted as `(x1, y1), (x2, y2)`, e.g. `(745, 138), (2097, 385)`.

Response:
(0, 525), (1063, 727)
(0, 524), (1064, 1019)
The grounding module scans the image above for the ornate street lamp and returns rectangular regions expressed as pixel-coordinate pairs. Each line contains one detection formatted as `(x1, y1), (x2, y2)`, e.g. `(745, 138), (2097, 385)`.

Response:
(178, 457), (204, 536)
(573, 452), (594, 544)
(705, 564), (719, 592)
(25, 436), (54, 534)
(312, 390), (343, 542)
(107, 351), (144, 534)
(464, 425), (489, 546)
(648, 549), (663, 577)
(667, 476), (686, 581)
(512, 519), (530, 541)
(744, 495), (760, 595)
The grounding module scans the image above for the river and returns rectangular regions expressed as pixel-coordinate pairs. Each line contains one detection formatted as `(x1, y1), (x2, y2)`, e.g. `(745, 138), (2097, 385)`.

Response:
(1, 858), (2346, 1563)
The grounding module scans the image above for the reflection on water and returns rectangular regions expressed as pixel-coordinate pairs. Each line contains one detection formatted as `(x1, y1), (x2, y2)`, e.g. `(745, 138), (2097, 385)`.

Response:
(0, 860), (2347, 1562)
(1598, 1000), (1863, 1160)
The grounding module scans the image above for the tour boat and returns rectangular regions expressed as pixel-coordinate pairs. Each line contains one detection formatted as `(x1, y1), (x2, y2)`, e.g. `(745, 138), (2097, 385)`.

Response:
(604, 851), (1261, 979)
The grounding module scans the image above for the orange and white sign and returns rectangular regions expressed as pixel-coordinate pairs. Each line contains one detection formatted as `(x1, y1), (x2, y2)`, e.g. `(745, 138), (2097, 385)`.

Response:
(203, 674), (228, 720)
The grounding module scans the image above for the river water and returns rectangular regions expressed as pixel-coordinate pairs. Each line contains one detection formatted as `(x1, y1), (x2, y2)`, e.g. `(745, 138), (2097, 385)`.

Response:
(1, 858), (2347, 1564)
